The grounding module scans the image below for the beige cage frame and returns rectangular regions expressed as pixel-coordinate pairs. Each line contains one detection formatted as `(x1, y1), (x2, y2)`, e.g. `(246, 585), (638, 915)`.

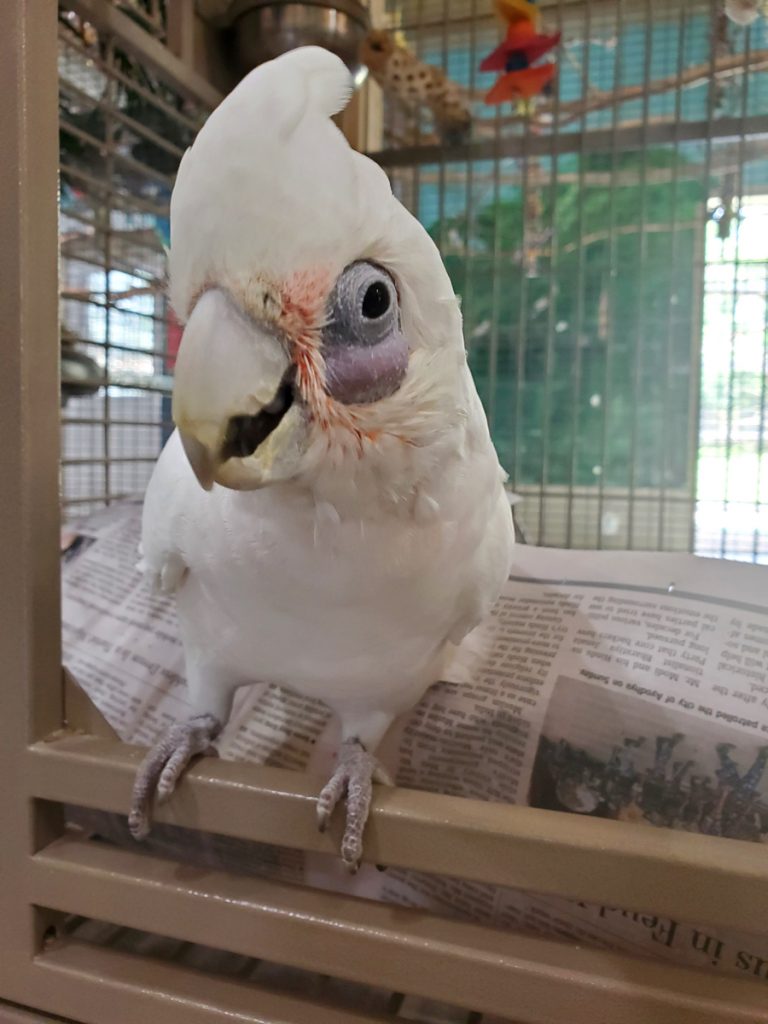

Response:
(3, 3), (768, 1021)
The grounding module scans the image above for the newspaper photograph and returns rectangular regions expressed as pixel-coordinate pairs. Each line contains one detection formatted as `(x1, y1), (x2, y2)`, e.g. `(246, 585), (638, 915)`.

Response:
(61, 502), (768, 982)
(532, 673), (768, 838)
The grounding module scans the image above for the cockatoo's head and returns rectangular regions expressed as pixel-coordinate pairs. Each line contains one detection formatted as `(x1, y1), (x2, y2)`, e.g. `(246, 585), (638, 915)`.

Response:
(170, 47), (469, 503)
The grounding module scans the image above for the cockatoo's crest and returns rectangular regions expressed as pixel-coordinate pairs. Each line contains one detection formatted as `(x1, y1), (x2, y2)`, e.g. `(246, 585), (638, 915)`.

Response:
(275, 45), (354, 131)
(169, 47), (392, 322)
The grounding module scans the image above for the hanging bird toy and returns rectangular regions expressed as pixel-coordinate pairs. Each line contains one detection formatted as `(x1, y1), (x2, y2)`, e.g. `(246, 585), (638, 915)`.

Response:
(481, 0), (560, 108)
(361, 29), (472, 145)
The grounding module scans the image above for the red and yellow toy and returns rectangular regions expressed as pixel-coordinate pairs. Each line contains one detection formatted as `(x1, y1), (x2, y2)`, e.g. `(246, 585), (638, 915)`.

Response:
(481, 0), (560, 106)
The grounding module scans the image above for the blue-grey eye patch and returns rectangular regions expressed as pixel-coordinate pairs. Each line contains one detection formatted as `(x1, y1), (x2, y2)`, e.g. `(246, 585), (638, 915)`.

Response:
(322, 261), (409, 405)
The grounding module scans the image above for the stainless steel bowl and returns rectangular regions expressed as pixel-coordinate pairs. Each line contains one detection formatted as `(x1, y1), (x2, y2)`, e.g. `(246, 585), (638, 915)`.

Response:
(230, 1), (370, 82)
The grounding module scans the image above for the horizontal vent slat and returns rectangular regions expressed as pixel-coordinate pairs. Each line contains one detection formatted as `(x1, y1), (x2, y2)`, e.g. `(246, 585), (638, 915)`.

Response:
(31, 834), (768, 1024)
(33, 941), (380, 1024)
(26, 735), (768, 935)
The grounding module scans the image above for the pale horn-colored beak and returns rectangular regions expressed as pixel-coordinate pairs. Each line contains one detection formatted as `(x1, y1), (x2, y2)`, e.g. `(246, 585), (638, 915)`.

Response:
(172, 288), (301, 491)
(178, 431), (217, 491)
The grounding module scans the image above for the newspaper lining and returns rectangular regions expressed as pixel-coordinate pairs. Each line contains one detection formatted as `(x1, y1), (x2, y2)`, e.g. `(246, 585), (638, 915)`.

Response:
(62, 503), (768, 983)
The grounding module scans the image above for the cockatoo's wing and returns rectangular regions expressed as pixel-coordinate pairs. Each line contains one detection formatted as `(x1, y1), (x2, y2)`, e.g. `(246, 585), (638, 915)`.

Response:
(445, 385), (515, 645)
(449, 484), (515, 645)
(139, 432), (192, 594)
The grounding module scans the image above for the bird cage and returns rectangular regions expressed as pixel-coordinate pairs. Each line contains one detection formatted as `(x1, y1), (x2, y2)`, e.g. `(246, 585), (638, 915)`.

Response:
(58, 2), (217, 518)
(368, 0), (768, 560)
(3, 2), (768, 1024)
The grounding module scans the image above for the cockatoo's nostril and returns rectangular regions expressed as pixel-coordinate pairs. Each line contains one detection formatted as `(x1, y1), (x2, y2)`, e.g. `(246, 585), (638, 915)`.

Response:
(221, 373), (295, 462)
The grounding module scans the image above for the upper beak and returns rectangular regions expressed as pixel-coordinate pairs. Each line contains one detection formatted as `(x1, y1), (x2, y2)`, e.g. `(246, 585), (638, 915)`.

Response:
(172, 289), (299, 491)
(178, 431), (217, 491)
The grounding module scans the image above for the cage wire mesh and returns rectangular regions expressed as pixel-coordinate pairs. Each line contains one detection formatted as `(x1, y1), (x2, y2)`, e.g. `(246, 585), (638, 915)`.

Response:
(58, 6), (207, 519)
(373, 0), (768, 560)
(57, 0), (768, 564)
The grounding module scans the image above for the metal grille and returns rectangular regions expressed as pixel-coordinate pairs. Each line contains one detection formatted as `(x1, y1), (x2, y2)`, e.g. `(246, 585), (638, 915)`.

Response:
(58, 1), (768, 561)
(58, 6), (209, 518)
(372, 0), (768, 559)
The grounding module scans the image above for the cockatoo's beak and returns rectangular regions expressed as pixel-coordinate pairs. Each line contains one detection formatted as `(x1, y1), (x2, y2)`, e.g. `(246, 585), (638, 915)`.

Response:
(172, 289), (304, 491)
(177, 432), (217, 491)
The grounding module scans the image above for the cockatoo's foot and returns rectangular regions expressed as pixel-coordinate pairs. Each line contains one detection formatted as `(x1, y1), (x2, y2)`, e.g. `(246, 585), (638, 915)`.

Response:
(128, 713), (221, 840)
(316, 738), (393, 872)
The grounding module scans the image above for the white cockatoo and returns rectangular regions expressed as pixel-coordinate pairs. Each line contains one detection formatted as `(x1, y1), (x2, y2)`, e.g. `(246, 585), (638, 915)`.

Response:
(130, 46), (515, 869)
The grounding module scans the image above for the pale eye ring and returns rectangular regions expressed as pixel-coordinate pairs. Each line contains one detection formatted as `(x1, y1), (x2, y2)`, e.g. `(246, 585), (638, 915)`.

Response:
(321, 260), (408, 405)
(324, 261), (399, 347)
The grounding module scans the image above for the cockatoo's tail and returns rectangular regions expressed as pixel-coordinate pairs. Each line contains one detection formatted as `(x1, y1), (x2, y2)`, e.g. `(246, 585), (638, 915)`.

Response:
(169, 46), (465, 497)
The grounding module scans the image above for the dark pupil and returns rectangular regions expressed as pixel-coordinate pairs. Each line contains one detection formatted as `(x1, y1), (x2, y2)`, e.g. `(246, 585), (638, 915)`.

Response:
(362, 280), (390, 319)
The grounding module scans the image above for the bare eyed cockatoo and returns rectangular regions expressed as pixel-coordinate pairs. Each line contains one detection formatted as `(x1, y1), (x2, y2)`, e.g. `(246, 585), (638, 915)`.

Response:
(129, 46), (515, 869)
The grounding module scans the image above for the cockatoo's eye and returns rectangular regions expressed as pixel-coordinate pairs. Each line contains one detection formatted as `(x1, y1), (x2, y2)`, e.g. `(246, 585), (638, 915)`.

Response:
(321, 261), (409, 405)
(324, 262), (399, 348)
